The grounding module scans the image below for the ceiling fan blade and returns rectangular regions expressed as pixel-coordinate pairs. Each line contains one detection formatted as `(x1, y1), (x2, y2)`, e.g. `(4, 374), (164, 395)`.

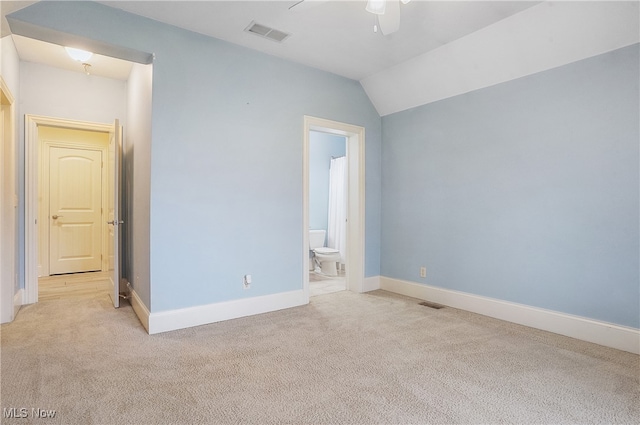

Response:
(378, 0), (400, 35)
(289, 0), (329, 12)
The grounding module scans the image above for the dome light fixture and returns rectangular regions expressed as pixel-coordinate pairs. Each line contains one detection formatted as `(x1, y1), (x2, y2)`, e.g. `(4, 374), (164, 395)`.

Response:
(65, 47), (93, 62)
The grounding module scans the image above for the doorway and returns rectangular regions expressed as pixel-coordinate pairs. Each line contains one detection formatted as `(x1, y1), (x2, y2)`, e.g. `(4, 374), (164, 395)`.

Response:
(308, 131), (347, 296)
(303, 116), (365, 300)
(25, 115), (122, 307)
(38, 126), (109, 277)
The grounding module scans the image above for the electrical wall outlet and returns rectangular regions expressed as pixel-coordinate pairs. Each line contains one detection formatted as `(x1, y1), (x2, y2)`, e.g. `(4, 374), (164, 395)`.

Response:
(243, 274), (252, 289)
(420, 267), (427, 278)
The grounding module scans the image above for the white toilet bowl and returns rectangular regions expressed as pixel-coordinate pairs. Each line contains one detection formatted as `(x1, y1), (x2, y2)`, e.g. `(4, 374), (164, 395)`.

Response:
(313, 247), (341, 276)
(309, 229), (342, 276)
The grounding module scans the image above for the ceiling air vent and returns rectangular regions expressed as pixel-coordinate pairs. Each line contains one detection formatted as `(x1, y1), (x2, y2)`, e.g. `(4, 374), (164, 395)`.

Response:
(245, 21), (291, 43)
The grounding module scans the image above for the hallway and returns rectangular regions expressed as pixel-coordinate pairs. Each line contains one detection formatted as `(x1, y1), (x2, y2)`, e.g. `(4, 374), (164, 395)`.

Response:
(38, 271), (110, 301)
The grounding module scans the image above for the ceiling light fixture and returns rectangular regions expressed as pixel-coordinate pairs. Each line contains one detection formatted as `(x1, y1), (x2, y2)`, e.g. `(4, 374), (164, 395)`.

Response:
(65, 47), (93, 62)
(365, 0), (411, 35)
(366, 0), (386, 15)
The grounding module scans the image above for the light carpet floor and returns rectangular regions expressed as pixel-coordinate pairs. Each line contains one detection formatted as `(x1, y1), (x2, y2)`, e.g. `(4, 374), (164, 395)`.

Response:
(1, 289), (638, 424)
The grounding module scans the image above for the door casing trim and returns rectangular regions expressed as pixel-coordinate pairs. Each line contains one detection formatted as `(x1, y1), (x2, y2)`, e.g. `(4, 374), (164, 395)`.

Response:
(303, 116), (365, 298)
(0, 76), (18, 323)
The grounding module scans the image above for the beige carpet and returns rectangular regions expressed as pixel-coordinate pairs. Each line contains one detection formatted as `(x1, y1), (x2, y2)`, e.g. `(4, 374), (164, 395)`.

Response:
(1, 289), (638, 424)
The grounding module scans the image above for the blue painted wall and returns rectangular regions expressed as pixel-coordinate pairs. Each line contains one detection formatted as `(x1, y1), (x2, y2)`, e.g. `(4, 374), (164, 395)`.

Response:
(11, 1), (382, 312)
(14, 2), (636, 329)
(381, 44), (639, 328)
(309, 131), (346, 243)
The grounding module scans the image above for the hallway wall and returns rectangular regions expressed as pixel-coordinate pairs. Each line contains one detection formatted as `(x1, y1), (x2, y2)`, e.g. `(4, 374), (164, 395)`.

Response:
(0, 35), (20, 323)
(125, 63), (152, 307)
(17, 60), (127, 289)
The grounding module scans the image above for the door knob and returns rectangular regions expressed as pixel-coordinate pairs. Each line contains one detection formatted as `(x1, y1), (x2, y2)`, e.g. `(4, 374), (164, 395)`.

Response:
(52, 215), (63, 219)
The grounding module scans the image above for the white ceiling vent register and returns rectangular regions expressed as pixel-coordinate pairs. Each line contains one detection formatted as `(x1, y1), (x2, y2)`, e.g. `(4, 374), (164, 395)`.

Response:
(244, 21), (290, 43)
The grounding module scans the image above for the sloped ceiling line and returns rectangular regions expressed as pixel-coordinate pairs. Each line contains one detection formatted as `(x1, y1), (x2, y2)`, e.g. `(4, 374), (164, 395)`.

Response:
(362, 1), (640, 116)
(4, 1), (639, 116)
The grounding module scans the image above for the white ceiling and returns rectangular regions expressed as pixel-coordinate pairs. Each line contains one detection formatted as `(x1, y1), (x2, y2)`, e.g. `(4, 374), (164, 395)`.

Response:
(363, 1), (640, 115)
(0, 1), (38, 37)
(3, 1), (638, 115)
(4, 0), (539, 81)
(98, 0), (540, 80)
(12, 34), (134, 80)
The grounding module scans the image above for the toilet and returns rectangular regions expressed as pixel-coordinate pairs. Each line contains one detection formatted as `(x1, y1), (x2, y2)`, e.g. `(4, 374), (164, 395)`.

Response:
(309, 230), (341, 276)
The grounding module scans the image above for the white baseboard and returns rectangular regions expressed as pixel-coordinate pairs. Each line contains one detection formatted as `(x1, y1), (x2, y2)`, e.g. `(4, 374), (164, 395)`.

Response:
(380, 277), (640, 354)
(362, 275), (381, 292)
(1, 289), (24, 324)
(147, 290), (308, 335)
(13, 288), (23, 317)
(130, 289), (150, 333)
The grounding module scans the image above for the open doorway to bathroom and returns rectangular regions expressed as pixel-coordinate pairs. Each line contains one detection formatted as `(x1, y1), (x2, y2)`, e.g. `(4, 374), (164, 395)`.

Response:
(308, 131), (347, 296)
(303, 115), (366, 299)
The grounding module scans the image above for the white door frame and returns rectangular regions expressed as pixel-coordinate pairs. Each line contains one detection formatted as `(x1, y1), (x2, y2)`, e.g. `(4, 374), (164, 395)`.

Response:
(303, 116), (365, 298)
(1, 76), (18, 323)
(25, 115), (114, 304)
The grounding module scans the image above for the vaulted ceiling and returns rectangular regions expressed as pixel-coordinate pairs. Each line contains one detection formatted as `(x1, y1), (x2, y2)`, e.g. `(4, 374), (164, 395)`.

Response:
(3, 1), (639, 115)
(98, 0), (540, 81)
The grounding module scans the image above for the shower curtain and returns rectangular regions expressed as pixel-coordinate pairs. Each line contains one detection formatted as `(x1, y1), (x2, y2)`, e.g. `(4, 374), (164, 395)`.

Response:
(327, 156), (347, 265)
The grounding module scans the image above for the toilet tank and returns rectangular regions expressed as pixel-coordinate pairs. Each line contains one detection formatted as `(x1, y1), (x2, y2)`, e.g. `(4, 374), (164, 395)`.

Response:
(309, 230), (326, 249)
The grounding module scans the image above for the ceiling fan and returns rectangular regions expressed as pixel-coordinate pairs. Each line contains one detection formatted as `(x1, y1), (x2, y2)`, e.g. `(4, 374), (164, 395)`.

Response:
(289, 0), (412, 36)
